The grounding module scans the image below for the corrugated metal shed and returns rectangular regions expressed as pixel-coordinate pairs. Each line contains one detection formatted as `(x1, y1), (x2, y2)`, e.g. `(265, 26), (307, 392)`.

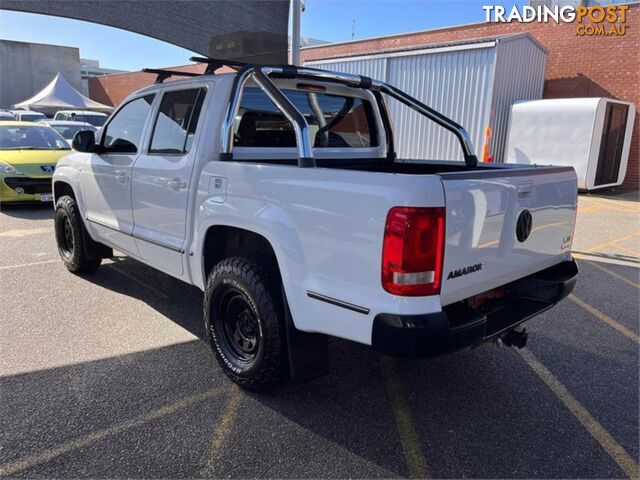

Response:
(305, 33), (547, 163)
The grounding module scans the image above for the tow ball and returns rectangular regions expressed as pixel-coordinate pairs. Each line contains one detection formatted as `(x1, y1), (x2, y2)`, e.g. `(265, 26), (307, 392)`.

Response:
(501, 328), (528, 349)
(488, 328), (528, 349)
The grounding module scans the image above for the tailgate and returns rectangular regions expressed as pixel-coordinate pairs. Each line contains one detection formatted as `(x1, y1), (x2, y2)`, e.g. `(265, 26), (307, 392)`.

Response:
(439, 166), (577, 306)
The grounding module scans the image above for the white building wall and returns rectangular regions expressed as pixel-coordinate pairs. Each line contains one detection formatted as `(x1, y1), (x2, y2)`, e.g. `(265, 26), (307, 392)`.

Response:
(490, 36), (548, 162)
(306, 34), (547, 163)
(0, 40), (83, 109)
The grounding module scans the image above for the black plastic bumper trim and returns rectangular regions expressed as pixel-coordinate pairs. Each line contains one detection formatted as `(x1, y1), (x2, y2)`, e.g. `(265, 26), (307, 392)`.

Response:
(3, 177), (52, 194)
(372, 259), (578, 357)
(307, 291), (370, 315)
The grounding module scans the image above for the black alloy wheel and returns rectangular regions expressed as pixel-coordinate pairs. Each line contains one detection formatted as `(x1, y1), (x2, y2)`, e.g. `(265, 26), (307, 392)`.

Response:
(217, 287), (261, 363)
(204, 257), (287, 390)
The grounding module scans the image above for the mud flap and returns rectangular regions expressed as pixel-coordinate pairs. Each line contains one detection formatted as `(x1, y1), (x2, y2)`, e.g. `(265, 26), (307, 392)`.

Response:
(282, 292), (330, 382)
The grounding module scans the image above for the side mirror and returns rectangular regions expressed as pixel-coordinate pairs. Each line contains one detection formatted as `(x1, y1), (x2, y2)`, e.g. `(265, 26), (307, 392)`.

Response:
(72, 130), (96, 153)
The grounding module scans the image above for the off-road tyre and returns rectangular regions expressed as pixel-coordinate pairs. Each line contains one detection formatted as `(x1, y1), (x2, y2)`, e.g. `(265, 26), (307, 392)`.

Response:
(204, 256), (287, 391)
(54, 195), (104, 273)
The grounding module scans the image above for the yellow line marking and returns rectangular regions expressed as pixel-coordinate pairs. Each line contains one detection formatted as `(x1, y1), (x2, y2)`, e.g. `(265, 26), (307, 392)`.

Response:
(585, 232), (640, 253)
(0, 387), (226, 477)
(0, 227), (51, 238)
(518, 348), (639, 479)
(606, 206), (640, 213)
(573, 255), (640, 288)
(578, 205), (639, 215)
(203, 384), (242, 473)
(579, 195), (639, 206)
(381, 357), (430, 479)
(568, 294), (639, 343)
(577, 206), (607, 215)
(0, 259), (59, 270)
(611, 244), (640, 258)
(572, 251), (640, 268)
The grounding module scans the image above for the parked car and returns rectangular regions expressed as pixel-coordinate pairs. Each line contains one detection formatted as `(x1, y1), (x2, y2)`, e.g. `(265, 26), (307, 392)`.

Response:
(52, 63), (578, 390)
(53, 110), (108, 127)
(0, 111), (15, 120)
(0, 121), (70, 203)
(40, 120), (97, 146)
(11, 110), (47, 122)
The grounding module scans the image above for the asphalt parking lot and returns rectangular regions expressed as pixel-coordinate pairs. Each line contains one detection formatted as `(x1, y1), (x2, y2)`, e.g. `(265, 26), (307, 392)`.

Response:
(1, 192), (638, 479)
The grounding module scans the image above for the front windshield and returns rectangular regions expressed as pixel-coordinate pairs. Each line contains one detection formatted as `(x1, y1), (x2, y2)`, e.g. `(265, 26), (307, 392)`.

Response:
(0, 125), (70, 150)
(77, 114), (107, 127)
(53, 124), (97, 140)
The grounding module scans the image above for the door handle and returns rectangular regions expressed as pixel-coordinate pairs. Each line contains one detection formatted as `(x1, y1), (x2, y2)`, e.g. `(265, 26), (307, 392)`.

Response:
(167, 178), (187, 191)
(115, 170), (129, 184)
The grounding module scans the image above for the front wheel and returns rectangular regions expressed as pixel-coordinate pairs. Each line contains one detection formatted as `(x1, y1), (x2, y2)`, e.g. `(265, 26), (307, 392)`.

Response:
(54, 195), (102, 274)
(204, 257), (287, 390)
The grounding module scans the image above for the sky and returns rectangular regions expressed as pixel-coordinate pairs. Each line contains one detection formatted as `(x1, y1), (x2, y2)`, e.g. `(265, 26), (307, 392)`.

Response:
(0, 0), (524, 71)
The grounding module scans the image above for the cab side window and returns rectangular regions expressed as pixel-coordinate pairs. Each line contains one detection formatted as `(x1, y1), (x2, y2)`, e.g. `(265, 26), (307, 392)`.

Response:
(102, 95), (155, 154)
(149, 88), (205, 154)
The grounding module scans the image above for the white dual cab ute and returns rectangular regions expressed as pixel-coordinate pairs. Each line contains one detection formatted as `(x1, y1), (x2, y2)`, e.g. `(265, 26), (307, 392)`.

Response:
(52, 59), (579, 390)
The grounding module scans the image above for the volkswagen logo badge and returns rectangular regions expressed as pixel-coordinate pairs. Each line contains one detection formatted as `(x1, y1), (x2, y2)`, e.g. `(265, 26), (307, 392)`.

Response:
(40, 165), (55, 173)
(516, 209), (533, 242)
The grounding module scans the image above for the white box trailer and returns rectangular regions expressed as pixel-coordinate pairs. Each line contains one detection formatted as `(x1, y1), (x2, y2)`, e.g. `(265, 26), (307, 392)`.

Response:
(504, 98), (636, 191)
(305, 33), (548, 163)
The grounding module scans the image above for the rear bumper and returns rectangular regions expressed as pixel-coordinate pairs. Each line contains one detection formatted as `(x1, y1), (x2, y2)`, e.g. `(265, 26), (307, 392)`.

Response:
(372, 259), (578, 357)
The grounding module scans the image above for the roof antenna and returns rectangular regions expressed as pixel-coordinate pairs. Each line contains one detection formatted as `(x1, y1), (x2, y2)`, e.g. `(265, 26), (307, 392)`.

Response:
(351, 19), (355, 40)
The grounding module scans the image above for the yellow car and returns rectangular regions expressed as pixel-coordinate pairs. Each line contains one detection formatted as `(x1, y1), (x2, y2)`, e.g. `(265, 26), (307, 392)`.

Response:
(0, 121), (71, 204)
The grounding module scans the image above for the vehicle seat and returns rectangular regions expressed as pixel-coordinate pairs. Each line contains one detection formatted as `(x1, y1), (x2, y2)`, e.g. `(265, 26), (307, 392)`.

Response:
(236, 115), (257, 147)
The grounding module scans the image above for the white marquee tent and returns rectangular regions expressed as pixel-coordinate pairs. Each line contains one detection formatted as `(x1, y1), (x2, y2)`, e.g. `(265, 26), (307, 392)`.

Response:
(13, 72), (113, 114)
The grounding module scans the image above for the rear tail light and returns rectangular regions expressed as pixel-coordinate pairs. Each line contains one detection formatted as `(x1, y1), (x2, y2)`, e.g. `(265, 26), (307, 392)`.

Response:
(382, 207), (446, 296)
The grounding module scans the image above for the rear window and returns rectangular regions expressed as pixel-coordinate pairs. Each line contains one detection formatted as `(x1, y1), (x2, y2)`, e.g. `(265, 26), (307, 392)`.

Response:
(55, 113), (106, 126)
(77, 114), (107, 127)
(235, 87), (378, 149)
(20, 113), (46, 122)
(149, 88), (205, 154)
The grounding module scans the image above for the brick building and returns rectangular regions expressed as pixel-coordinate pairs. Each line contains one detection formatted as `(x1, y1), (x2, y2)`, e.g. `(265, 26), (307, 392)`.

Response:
(89, 4), (639, 188)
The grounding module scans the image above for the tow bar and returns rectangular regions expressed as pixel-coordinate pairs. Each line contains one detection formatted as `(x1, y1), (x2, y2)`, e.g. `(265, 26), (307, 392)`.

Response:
(487, 328), (528, 349)
(501, 328), (528, 349)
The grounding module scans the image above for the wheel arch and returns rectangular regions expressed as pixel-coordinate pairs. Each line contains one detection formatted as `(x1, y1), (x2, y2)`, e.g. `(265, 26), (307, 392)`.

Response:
(202, 225), (280, 280)
(53, 180), (76, 203)
(52, 174), (96, 245)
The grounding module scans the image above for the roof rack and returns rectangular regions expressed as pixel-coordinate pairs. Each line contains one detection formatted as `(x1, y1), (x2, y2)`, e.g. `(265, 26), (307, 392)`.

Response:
(189, 56), (250, 74)
(142, 57), (252, 84)
(142, 68), (202, 84)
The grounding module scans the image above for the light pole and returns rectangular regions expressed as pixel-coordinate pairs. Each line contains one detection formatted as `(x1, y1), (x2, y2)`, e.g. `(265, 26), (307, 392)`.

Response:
(290, 0), (304, 66)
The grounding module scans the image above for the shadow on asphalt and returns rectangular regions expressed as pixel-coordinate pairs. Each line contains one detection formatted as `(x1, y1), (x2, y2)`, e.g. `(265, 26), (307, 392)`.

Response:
(0, 340), (233, 478)
(4, 255), (631, 477)
(61, 256), (409, 476)
(64, 257), (629, 477)
(89, 256), (207, 339)
(0, 202), (53, 220)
